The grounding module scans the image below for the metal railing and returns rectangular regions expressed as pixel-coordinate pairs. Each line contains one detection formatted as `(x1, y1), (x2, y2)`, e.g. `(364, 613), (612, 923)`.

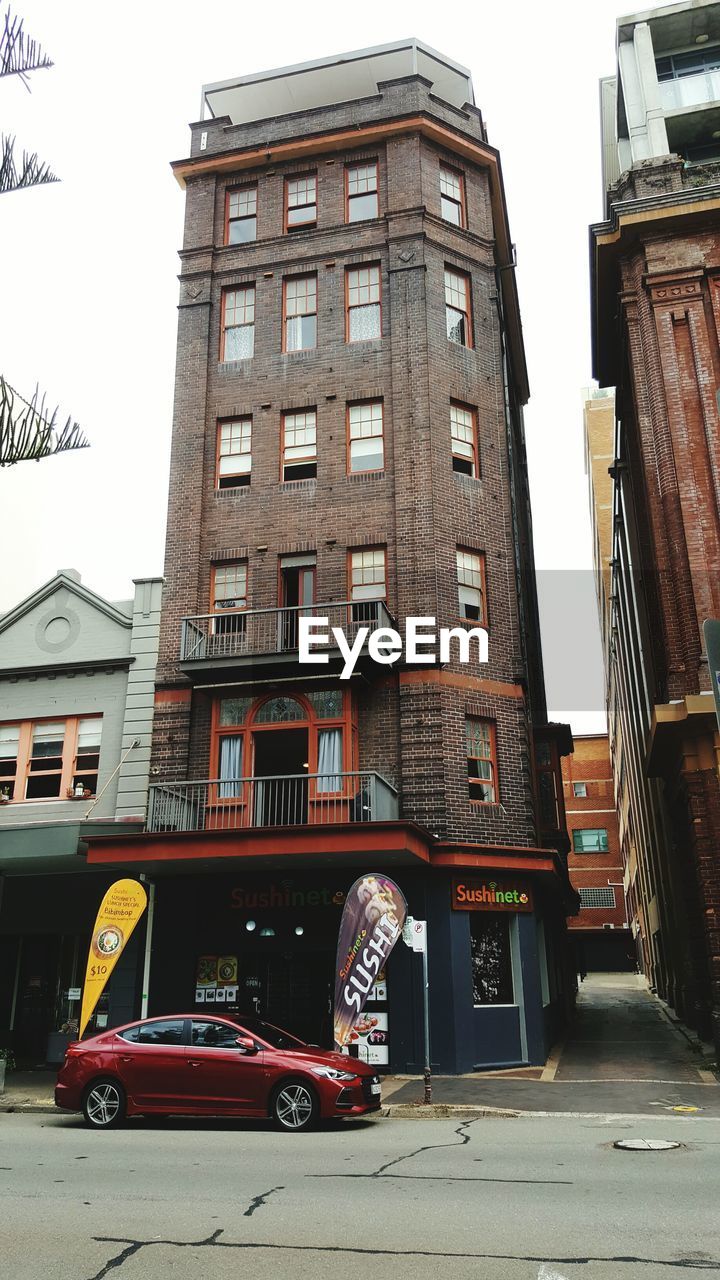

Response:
(147, 771), (399, 832)
(180, 600), (394, 662)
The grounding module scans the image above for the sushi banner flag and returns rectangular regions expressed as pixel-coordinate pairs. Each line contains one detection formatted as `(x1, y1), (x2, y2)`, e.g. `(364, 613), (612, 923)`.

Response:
(334, 875), (407, 1051)
(79, 880), (148, 1038)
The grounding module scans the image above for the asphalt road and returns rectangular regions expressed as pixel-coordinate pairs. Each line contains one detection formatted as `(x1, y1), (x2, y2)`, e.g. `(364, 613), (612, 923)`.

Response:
(2, 1111), (720, 1279)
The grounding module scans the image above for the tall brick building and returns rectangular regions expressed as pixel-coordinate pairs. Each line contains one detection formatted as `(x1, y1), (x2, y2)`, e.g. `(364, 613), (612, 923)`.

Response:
(562, 735), (632, 972)
(591, 0), (720, 1049)
(86, 40), (575, 1072)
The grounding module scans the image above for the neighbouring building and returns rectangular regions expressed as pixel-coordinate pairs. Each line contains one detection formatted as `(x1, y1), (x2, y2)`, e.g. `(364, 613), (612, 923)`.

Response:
(0, 570), (162, 1063)
(561, 733), (633, 973)
(590, 0), (720, 1049)
(84, 40), (576, 1072)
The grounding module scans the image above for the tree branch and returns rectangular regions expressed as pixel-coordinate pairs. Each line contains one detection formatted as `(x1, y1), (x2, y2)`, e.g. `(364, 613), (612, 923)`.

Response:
(0, 7), (53, 83)
(0, 376), (90, 465)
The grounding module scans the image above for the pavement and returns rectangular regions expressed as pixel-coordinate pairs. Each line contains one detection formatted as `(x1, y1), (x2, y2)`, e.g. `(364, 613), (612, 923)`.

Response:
(2, 973), (718, 1119)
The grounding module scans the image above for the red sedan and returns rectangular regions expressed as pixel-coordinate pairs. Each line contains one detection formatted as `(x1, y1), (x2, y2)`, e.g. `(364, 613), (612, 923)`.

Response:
(55, 1013), (382, 1131)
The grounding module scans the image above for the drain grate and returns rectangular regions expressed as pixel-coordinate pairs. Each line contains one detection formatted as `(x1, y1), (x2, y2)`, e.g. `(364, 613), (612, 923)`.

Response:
(614, 1138), (681, 1151)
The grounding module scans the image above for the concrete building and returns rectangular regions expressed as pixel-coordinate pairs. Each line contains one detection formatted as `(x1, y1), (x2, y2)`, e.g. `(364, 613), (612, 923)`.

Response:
(85, 40), (576, 1072)
(590, 0), (720, 1049)
(0, 570), (162, 1062)
(561, 734), (633, 973)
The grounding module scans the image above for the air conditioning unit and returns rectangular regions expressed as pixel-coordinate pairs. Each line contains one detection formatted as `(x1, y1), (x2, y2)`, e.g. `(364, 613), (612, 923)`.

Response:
(602, 923), (615, 930)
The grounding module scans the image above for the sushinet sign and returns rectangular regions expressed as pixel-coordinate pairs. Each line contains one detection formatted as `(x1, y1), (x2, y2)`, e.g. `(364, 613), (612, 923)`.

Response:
(299, 616), (489, 679)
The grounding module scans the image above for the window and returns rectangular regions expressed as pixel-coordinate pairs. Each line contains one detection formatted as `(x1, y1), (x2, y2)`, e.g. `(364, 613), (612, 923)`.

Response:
(450, 402), (478, 476)
(212, 562), (248, 640)
(572, 782), (587, 797)
(346, 265), (381, 341)
(118, 1026), (141, 1042)
(445, 268), (472, 347)
(348, 401), (384, 472)
(216, 418), (252, 489)
(282, 410), (317, 481)
(0, 716), (102, 802)
(285, 173), (317, 229)
(456, 548), (486, 623)
(138, 1019), (185, 1045)
(470, 914), (514, 1004)
(226, 186), (257, 244)
(573, 828), (609, 853)
(346, 161), (379, 222)
(466, 717), (497, 803)
(440, 163), (465, 226)
(350, 546), (386, 625)
(221, 286), (255, 360)
(284, 275), (317, 352)
(579, 887), (616, 909)
(656, 46), (720, 80)
(535, 738), (560, 829)
(191, 1020), (242, 1048)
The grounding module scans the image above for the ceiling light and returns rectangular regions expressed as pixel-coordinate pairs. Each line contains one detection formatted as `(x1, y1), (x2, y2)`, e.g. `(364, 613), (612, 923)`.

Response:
(245, 920), (256, 931)
(696, 33), (709, 42)
(260, 927), (275, 937)
(295, 925), (304, 936)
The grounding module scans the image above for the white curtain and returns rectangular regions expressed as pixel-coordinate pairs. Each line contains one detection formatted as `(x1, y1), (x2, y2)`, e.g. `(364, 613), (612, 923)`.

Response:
(317, 729), (342, 793)
(219, 735), (243, 798)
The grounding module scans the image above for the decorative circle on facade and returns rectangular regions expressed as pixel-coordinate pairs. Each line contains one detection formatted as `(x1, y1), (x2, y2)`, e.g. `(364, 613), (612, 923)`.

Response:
(43, 616), (71, 645)
(35, 590), (81, 653)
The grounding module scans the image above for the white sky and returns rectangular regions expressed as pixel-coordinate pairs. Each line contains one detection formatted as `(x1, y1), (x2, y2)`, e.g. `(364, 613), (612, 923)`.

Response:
(0, 0), (626, 730)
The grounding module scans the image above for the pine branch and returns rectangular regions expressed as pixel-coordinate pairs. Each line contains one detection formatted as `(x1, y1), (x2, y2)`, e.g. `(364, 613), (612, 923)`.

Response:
(0, 7), (53, 83)
(0, 133), (57, 193)
(0, 376), (90, 465)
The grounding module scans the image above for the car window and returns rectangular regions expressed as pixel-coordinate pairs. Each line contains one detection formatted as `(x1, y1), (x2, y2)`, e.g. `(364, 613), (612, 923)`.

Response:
(233, 1017), (305, 1050)
(138, 1019), (185, 1045)
(118, 1025), (141, 1042)
(191, 1020), (245, 1049)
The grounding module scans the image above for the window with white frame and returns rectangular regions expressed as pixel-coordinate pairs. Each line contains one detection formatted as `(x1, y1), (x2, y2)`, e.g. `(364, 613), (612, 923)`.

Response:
(444, 268), (472, 346)
(286, 174), (317, 229)
(348, 401), (384, 472)
(346, 162), (379, 222)
(440, 163), (465, 226)
(226, 186), (257, 244)
(350, 546), (386, 625)
(457, 548), (486, 623)
(451, 402), (478, 476)
(216, 418), (252, 488)
(282, 409), (317, 481)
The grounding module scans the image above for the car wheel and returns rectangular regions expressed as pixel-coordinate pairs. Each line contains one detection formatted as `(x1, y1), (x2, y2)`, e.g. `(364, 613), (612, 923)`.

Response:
(82, 1078), (126, 1129)
(271, 1079), (318, 1132)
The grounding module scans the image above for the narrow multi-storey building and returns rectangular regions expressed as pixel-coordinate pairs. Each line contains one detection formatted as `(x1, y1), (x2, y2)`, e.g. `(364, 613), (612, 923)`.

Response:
(86, 40), (575, 1072)
(591, 0), (720, 1049)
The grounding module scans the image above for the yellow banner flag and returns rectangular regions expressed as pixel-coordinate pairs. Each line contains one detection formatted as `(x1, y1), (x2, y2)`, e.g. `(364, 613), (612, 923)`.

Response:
(79, 879), (148, 1039)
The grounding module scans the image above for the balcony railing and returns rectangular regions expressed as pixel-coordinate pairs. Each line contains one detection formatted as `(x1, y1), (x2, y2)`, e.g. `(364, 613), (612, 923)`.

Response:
(147, 771), (399, 833)
(659, 69), (720, 111)
(180, 600), (394, 663)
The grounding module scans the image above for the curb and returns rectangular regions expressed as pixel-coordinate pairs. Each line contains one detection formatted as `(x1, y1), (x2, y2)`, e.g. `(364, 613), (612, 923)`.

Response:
(380, 1103), (520, 1119)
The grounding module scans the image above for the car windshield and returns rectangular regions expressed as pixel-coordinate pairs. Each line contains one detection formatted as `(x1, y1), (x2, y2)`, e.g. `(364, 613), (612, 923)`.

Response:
(227, 1015), (307, 1051)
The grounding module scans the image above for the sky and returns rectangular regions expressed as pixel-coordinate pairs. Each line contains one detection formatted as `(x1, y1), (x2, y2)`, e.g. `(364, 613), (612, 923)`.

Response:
(0, 0), (627, 730)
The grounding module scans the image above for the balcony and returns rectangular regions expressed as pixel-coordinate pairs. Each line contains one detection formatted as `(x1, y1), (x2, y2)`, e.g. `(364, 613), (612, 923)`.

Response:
(659, 70), (720, 112)
(179, 600), (395, 679)
(147, 771), (399, 833)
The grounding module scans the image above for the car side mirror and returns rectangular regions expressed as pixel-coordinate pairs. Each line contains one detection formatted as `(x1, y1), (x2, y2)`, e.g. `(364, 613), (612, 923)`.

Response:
(235, 1036), (258, 1054)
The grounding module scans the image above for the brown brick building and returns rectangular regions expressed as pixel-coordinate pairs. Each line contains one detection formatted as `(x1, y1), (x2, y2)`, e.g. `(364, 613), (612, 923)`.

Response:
(86, 40), (575, 1072)
(562, 735), (633, 972)
(591, 1), (720, 1049)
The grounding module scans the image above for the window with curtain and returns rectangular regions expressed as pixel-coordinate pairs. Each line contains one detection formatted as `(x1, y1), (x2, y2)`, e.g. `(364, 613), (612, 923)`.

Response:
(284, 275), (317, 352)
(221, 286), (255, 360)
(346, 266), (381, 341)
(317, 728), (343, 793)
(218, 735), (243, 798)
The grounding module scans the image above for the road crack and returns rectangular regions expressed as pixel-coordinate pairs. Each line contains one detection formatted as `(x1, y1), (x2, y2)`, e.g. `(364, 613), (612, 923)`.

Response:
(243, 1185), (284, 1216)
(370, 1117), (477, 1177)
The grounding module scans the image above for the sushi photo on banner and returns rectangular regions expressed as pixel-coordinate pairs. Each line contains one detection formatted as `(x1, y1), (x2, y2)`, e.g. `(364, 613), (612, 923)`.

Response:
(79, 879), (148, 1038)
(334, 874), (407, 1051)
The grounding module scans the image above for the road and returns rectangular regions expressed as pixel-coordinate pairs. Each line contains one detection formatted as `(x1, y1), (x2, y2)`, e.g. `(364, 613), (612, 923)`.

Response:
(2, 1111), (720, 1278)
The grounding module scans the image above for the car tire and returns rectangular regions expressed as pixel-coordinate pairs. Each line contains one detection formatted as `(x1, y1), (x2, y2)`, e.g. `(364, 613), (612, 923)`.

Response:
(270, 1079), (318, 1132)
(82, 1077), (127, 1129)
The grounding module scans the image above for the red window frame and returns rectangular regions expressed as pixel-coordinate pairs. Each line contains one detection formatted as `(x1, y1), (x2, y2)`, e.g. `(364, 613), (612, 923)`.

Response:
(220, 285), (255, 361)
(225, 185), (258, 245)
(345, 161), (379, 222)
(281, 409), (317, 481)
(444, 267), (473, 348)
(345, 264), (382, 343)
(216, 417), (252, 489)
(346, 400), (384, 474)
(450, 400), (479, 477)
(456, 547), (487, 626)
(466, 717), (498, 805)
(282, 274), (318, 353)
(284, 173), (317, 231)
(439, 162), (466, 227)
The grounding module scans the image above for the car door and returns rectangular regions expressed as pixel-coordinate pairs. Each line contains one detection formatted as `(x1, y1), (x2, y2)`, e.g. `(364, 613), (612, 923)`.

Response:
(115, 1018), (189, 1109)
(185, 1019), (267, 1113)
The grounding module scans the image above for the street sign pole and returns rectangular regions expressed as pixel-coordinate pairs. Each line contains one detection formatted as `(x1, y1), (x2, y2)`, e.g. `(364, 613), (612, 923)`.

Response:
(421, 941), (431, 1104)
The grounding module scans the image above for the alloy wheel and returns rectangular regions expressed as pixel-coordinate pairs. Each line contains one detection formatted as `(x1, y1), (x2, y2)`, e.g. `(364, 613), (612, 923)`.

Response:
(274, 1083), (315, 1130)
(85, 1082), (122, 1127)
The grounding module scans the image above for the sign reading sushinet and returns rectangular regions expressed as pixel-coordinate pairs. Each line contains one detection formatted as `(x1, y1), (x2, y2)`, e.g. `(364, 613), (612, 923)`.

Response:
(300, 616), (489, 679)
(334, 875), (407, 1052)
(452, 878), (533, 912)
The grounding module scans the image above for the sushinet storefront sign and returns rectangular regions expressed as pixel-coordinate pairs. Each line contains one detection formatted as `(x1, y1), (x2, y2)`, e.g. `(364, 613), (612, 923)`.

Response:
(299, 616), (489, 679)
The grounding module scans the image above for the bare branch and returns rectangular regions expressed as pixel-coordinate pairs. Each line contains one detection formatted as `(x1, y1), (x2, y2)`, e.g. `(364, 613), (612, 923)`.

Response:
(0, 7), (53, 81)
(0, 376), (90, 465)
(0, 133), (57, 193)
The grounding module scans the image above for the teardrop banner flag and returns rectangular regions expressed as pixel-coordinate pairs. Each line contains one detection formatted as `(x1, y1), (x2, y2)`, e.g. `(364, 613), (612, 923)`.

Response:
(334, 874), (407, 1052)
(79, 879), (148, 1038)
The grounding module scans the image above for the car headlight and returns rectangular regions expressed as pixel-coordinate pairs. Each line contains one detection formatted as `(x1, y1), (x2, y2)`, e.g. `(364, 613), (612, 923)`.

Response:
(311, 1066), (358, 1081)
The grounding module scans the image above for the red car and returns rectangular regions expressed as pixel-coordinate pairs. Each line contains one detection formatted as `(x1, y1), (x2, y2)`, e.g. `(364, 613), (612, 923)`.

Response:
(55, 1013), (382, 1131)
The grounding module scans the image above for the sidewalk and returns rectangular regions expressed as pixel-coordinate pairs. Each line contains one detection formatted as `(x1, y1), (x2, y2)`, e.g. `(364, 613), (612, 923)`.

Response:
(2, 975), (718, 1119)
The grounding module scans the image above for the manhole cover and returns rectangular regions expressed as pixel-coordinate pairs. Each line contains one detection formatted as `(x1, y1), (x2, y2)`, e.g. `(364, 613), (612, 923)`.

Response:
(672, 1105), (699, 1113)
(614, 1139), (681, 1151)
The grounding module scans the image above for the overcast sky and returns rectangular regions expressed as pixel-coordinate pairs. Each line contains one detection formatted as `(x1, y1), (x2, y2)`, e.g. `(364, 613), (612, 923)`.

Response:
(0, 0), (627, 729)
